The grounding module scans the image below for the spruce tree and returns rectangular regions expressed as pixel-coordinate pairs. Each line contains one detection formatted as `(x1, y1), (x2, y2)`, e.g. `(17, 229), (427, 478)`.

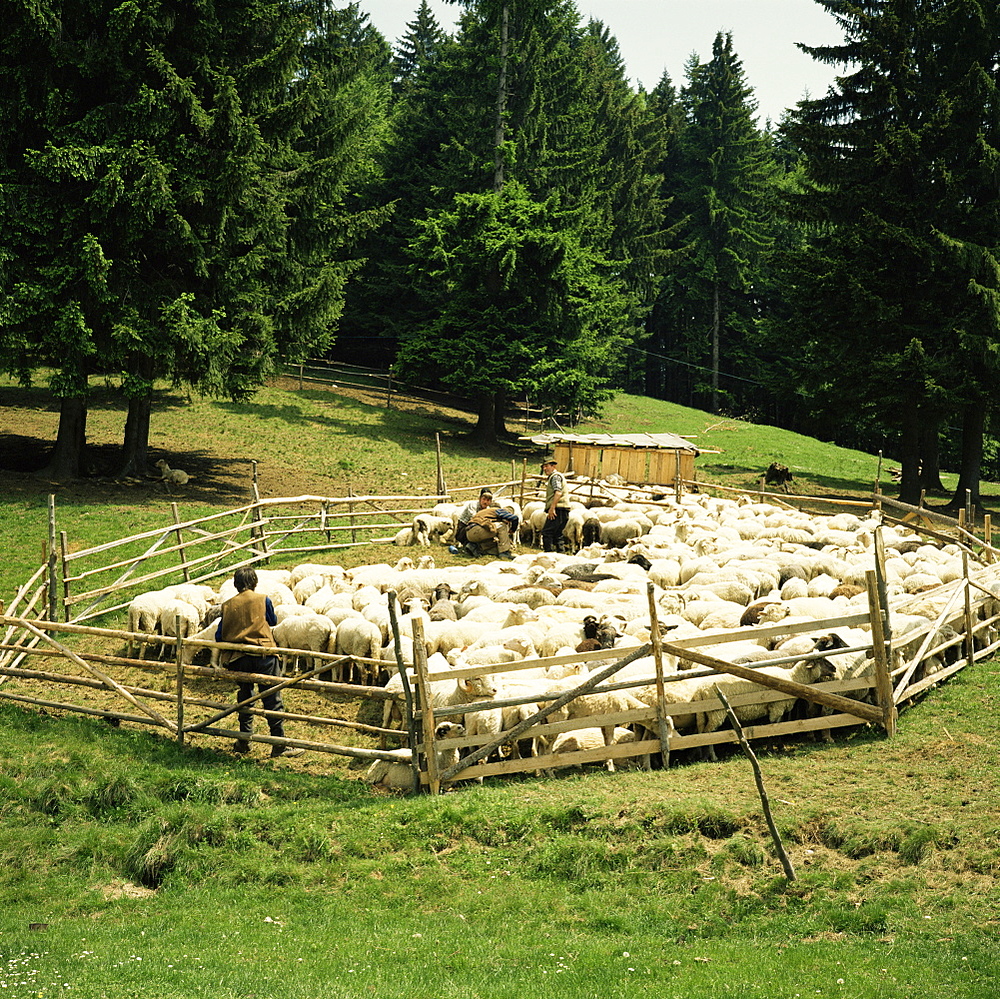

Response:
(1, 1), (383, 477)
(777, 0), (1000, 507)
(669, 33), (775, 415)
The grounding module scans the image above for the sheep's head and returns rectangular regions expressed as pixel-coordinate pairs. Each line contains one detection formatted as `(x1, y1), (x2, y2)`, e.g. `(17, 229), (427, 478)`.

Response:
(462, 674), (497, 699)
(417, 555), (436, 570)
(502, 635), (534, 657)
(435, 721), (465, 739)
(812, 633), (849, 653)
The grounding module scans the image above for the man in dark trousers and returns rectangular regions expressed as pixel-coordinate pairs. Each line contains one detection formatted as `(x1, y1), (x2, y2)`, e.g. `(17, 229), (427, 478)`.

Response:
(540, 457), (570, 553)
(216, 566), (304, 758)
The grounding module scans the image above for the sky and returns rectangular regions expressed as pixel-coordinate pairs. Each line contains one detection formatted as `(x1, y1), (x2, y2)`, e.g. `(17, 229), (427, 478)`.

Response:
(357, 0), (851, 124)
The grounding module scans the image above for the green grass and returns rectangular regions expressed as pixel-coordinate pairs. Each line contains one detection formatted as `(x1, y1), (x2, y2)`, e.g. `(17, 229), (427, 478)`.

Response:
(0, 667), (999, 996)
(2, 376), (999, 996)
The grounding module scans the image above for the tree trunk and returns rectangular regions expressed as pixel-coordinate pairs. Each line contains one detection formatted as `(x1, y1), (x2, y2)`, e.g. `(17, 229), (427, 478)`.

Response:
(118, 353), (155, 477)
(949, 398), (985, 511)
(45, 394), (88, 479)
(119, 393), (153, 477)
(711, 281), (720, 414)
(493, 387), (508, 439)
(917, 418), (945, 492)
(492, 3), (509, 193)
(473, 391), (497, 445)
(896, 397), (922, 506)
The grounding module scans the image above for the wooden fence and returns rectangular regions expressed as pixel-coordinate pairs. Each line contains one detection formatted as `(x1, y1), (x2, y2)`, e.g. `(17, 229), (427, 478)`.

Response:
(4, 550), (994, 791)
(281, 358), (565, 433)
(2, 474), (999, 790)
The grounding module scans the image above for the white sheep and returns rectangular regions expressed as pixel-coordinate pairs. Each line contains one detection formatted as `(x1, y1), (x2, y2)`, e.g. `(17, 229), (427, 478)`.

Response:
(691, 657), (838, 760)
(272, 612), (334, 674)
(412, 513), (453, 547)
(380, 662), (499, 739)
(126, 589), (173, 658)
(334, 617), (383, 684)
(156, 598), (202, 660)
(562, 687), (663, 772)
(364, 721), (467, 792)
(155, 459), (191, 489)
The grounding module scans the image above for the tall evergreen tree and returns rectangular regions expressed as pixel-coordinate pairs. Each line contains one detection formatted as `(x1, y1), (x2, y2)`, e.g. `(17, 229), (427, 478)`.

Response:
(346, 1), (664, 441)
(393, 0), (448, 85)
(658, 33), (775, 415)
(1, 0), (385, 477)
(774, 0), (1000, 507)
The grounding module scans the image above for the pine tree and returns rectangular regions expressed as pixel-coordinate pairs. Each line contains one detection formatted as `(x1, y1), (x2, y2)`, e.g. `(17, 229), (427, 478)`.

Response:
(348, 1), (664, 441)
(670, 33), (775, 415)
(777, 0), (1000, 507)
(393, 0), (448, 86)
(0, 1), (388, 477)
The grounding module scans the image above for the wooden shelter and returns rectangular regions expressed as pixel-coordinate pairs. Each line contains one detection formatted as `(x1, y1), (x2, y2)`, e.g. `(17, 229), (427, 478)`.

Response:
(524, 432), (699, 487)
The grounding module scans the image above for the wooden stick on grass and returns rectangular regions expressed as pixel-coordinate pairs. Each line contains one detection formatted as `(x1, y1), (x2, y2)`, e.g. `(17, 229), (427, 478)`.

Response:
(713, 684), (796, 882)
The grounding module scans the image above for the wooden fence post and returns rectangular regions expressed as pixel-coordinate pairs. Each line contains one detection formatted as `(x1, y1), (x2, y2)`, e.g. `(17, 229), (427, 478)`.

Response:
(411, 616), (439, 794)
(387, 591), (420, 793)
(250, 460), (270, 560)
(675, 451), (682, 502)
(171, 502), (191, 582)
(175, 622), (186, 746)
(60, 531), (70, 622)
(47, 495), (58, 622)
(519, 459), (528, 510)
(435, 433), (446, 497)
(966, 489), (974, 532)
(865, 569), (897, 736)
(962, 552), (975, 668)
(985, 515), (993, 563)
(646, 583), (672, 766)
(348, 486), (357, 544)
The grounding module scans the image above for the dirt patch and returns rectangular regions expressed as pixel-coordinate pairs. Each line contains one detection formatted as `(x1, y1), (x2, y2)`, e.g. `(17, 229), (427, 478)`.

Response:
(97, 880), (157, 900)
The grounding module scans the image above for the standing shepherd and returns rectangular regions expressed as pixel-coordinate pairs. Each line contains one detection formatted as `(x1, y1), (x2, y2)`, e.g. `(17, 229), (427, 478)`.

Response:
(216, 567), (304, 758)
(541, 456), (570, 553)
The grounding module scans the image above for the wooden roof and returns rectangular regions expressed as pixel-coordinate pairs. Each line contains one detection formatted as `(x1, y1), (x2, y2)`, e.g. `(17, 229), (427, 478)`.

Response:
(522, 432), (699, 454)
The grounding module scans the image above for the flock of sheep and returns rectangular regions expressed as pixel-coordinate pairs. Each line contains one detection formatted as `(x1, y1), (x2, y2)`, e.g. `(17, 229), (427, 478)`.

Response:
(124, 480), (999, 788)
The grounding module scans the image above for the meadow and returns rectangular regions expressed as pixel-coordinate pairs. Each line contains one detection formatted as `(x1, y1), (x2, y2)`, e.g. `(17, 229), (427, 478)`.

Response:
(0, 375), (998, 997)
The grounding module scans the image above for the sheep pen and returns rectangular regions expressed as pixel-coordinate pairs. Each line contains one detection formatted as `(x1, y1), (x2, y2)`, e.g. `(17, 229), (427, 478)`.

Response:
(1, 482), (999, 791)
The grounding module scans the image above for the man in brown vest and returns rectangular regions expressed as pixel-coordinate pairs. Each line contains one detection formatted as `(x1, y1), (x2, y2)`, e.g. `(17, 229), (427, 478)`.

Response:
(216, 567), (304, 758)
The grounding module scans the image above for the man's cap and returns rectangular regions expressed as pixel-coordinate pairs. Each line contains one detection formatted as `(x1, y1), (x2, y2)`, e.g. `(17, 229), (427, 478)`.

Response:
(541, 456), (557, 466)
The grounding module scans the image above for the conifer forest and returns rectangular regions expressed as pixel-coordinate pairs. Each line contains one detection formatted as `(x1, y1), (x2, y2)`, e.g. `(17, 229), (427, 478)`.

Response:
(2, 1), (998, 507)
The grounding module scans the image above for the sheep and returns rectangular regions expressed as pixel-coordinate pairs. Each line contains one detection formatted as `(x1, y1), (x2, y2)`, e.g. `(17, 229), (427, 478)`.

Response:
(690, 657), (838, 761)
(364, 722), (467, 792)
(600, 518), (645, 549)
(393, 526), (416, 546)
(155, 459), (191, 490)
(179, 619), (223, 667)
(287, 562), (347, 588)
(272, 612), (334, 674)
(380, 664), (499, 740)
(546, 727), (646, 771)
(562, 687), (665, 772)
(412, 513), (453, 547)
(334, 617), (383, 684)
(126, 589), (173, 658)
(156, 598), (202, 660)
(428, 583), (459, 621)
